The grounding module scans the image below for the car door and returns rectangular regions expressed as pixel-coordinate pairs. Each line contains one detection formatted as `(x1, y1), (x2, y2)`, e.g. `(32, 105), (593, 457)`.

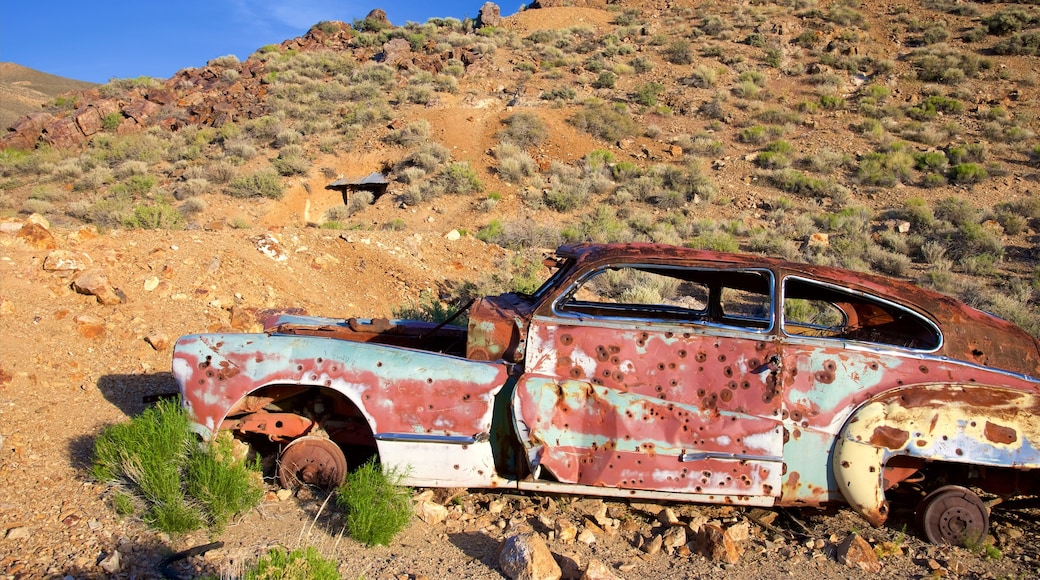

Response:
(513, 263), (786, 499)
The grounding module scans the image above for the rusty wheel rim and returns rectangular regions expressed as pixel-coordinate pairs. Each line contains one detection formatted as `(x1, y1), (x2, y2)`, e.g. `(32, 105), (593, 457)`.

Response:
(917, 485), (989, 546)
(278, 436), (347, 490)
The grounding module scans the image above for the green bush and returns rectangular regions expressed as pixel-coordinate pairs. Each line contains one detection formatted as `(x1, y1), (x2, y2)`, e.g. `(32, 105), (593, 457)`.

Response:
(436, 162), (484, 195)
(993, 32), (1040, 56)
(92, 399), (262, 534)
(243, 547), (340, 580)
(948, 162), (988, 184)
(569, 103), (638, 142)
(123, 199), (184, 230)
(632, 82), (665, 106)
(664, 40), (693, 64)
(498, 112), (547, 149)
(228, 169), (285, 199)
(337, 459), (412, 546)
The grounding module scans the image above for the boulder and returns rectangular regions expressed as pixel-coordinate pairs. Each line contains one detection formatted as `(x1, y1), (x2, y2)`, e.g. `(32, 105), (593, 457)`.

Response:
(836, 533), (881, 573)
(72, 269), (125, 305)
(694, 523), (742, 564)
(499, 533), (562, 580)
(478, 2), (502, 27)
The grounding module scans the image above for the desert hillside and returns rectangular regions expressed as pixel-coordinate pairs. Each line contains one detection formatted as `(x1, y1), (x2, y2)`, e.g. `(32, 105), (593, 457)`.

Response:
(1, 0), (1039, 577)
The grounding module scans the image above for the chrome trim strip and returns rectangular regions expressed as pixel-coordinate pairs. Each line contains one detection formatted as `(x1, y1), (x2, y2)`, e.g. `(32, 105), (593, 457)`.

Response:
(375, 433), (479, 445)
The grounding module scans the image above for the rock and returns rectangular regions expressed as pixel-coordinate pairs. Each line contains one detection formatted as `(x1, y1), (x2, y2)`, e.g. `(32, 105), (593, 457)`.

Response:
(6, 526), (30, 540)
(577, 529), (596, 545)
(415, 500), (449, 526)
(641, 534), (662, 555)
(807, 232), (830, 248)
(582, 558), (619, 580)
(72, 269), (125, 305)
(695, 524), (742, 564)
(382, 38), (412, 67)
(16, 222), (57, 250)
(229, 305), (258, 331)
(669, 145), (683, 157)
(896, 220), (911, 234)
(143, 276), (160, 292)
(43, 250), (88, 273)
(275, 489), (293, 501)
(144, 332), (169, 351)
(555, 551), (582, 579)
(662, 525), (687, 549)
(254, 233), (287, 261)
(499, 532), (562, 580)
(365, 8), (390, 27)
(727, 521), (750, 542)
(98, 549), (121, 574)
(555, 518), (578, 543)
(836, 533), (881, 573)
(657, 507), (680, 526)
(445, 229), (462, 241)
(478, 2), (502, 27)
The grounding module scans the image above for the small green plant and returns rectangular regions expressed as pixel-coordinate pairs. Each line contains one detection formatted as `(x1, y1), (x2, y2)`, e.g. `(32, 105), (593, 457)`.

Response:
(228, 169), (284, 199)
(112, 492), (135, 516)
(632, 82), (665, 106)
(102, 113), (123, 131)
(243, 546), (340, 580)
(92, 399), (263, 534)
(337, 459), (412, 546)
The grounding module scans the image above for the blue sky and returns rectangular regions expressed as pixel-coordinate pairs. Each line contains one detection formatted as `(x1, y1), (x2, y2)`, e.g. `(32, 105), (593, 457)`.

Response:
(1, 0), (522, 84)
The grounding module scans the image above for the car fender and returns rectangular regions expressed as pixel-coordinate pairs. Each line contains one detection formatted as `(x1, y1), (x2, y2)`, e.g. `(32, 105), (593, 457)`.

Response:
(173, 332), (509, 440)
(833, 384), (1040, 526)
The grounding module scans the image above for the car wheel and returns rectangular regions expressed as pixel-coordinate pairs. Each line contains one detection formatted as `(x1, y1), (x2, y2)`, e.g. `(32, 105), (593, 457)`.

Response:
(278, 435), (348, 490)
(915, 484), (989, 546)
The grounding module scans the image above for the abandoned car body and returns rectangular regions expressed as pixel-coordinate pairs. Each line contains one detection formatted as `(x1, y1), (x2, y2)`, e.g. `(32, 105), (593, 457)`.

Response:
(172, 243), (1040, 545)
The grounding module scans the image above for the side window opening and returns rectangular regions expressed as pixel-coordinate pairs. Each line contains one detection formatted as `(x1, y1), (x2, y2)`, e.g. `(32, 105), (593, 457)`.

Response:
(557, 265), (772, 331)
(783, 277), (940, 350)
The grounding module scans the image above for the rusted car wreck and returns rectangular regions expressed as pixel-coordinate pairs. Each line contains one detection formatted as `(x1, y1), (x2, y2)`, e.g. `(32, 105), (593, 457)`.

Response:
(173, 243), (1040, 545)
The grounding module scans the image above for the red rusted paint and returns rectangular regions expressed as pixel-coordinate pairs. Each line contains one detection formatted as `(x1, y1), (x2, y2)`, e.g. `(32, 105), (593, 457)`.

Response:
(984, 421), (1017, 445)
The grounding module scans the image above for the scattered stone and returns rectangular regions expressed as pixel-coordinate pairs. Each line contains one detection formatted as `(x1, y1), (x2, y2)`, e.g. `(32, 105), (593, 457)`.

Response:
(641, 534), (662, 556)
(657, 508), (680, 526)
(98, 550), (120, 574)
(275, 489), (293, 501)
(695, 524), (742, 564)
(445, 229), (462, 241)
(6, 526), (30, 540)
(577, 529), (596, 545)
(727, 521), (750, 543)
(807, 232), (830, 248)
(662, 525), (687, 549)
(43, 250), (88, 273)
(254, 233), (287, 261)
(555, 518), (578, 544)
(143, 276), (160, 292)
(499, 532), (562, 580)
(896, 220), (911, 234)
(554, 551), (582, 579)
(415, 500), (449, 526)
(836, 533), (881, 574)
(16, 222), (57, 250)
(144, 331), (169, 351)
(581, 558), (619, 580)
(72, 269), (125, 305)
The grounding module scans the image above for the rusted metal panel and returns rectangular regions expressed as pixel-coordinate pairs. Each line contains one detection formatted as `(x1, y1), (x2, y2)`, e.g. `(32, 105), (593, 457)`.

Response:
(515, 317), (784, 498)
(173, 332), (508, 440)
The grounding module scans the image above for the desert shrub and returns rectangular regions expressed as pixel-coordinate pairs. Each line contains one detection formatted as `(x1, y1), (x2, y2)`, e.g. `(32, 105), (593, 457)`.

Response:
(982, 9), (1040, 36)
(948, 162), (988, 184)
(541, 86), (577, 101)
(756, 140), (795, 169)
(337, 459), (412, 546)
(395, 142), (450, 173)
(856, 149), (915, 186)
(272, 146), (311, 176)
(593, 71), (618, 89)
(385, 120), (431, 146)
(632, 82), (665, 106)
(498, 112), (548, 149)
(435, 162), (483, 195)
(228, 169), (284, 199)
(242, 547), (340, 580)
(993, 32), (1040, 55)
(92, 399), (262, 533)
(569, 103), (638, 142)
(906, 95), (964, 120)
(770, 169), (847, 199)
(739, 125), (769, 144)
(664, 40), (693, 64)
(123, 198), (184, 230)
(909, 44), (989, 83)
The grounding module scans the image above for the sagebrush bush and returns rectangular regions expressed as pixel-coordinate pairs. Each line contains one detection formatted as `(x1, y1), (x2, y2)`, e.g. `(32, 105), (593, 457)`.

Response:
(92, 399), (262, 533)
(337, 459), (412, 546)
(498, 112), (547, 148)
(228, 169), (284, 199)
(569, 103), (638, 142)
(243, 547), (340, 580)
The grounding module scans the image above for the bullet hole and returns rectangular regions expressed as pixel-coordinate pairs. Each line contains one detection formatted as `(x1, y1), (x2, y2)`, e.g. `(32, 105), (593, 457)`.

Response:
(695, 352), (707, 362)
(561, 334), (573, 345)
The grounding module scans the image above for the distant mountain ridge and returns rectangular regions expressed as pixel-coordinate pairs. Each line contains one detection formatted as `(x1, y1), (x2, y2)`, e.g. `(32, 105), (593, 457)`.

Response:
(0, 62), (96, 131)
